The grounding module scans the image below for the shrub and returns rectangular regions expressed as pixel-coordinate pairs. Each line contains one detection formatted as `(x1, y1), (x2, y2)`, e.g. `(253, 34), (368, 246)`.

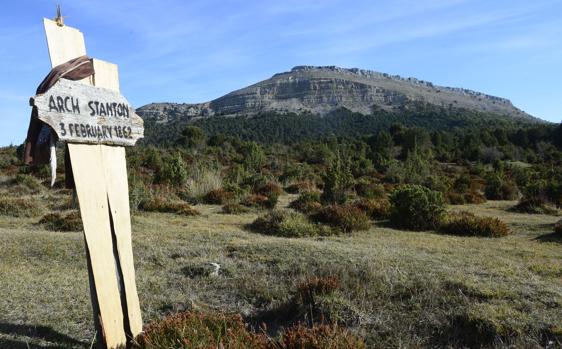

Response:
(204, 188), (235, 205)
(447, 191), (486, 205)
(285, 181), (314, 194)
(446, 192), (466, 205)
(248, 210), (335, 238)
(296, 276), (340, 306)
(139, 197), (200, 216)
(156, 153), (188, 186)
(0, 197), (44, 217)
(352, 198), (391, 220)
(242, 194), (269, 208)
(439, 211), (511, 237)
(177, 125), (206, 149)
(311, 205), (371, 233)
(133, 311), (366, 349)
(185, 163), (223, 199)
(354, 180), (385, 199)
(39, 211), (83, 232)
(321, 152), (353, 204)
(289, 191), (322, 213)
(277, 324), (366, 349)
(510, 197), (559, 215)
(221, 203), (249, 214)
(389, 185), (445, 230)
(242, 193), (278, 209)
(241, 141), (266, 172)
(133, 311), (268, 349)
(13, 174), (43, 193)
(129, 175), (151, 211)
(254, 182), (283, 197)
(463, 191), (486, 204)
(484, 175), (518, 200)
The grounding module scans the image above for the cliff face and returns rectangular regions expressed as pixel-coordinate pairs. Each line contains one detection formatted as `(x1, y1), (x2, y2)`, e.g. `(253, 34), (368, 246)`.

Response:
(137, 66), (535, 122)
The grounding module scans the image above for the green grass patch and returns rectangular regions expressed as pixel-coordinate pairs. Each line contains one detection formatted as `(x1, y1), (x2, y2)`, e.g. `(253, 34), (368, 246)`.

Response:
(248, 210), (335, 237)
(0, 197), (44, 217)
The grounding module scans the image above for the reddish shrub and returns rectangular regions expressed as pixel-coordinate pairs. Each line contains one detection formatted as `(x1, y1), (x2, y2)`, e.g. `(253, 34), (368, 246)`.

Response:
(439, 211), (511, 237)
(277, 323), (366, 349)
(254, 182), (283, 197)
(296, 276), (341, 306)
(352, 199), (390, 220)
(140, 197), (200, 216)
(133, 311), (268, 349)
(311, 205), (371, 233)
(204, 188), (235, 205)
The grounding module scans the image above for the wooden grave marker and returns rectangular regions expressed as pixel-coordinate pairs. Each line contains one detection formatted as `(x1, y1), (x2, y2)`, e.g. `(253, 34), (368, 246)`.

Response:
(37, 16), (144, 349)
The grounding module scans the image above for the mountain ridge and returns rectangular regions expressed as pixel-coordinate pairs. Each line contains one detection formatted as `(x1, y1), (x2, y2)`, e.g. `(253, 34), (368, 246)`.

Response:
(137, 65), (538, 123)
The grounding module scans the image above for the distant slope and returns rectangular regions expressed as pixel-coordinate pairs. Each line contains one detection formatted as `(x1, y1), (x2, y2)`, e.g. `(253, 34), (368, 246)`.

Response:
(138, 65), (538, 123)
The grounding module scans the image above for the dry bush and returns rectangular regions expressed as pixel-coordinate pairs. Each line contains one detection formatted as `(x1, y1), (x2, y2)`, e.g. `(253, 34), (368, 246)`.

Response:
(133, 311), (366, 349)
(285, 181), (314, 194)
(242, 194), (278, 209)
(222, 203), (249, 214)
(510, 197), (559, 215)
(311, 205), (370, 233)
(254, 182), (283, 197)
(39, 211), (83, 232)
(204, 188), (236, 205)
(296, 276), (341, 306)
(447, 191), (486, 205)
(185, 165), (223, 199)
(140, 197), (200, 216)
(439, 211), (511, 237)
(289, 191), (322, 214)
(352, 198), (390, 220)
(132, 311), (268, 349)
(248, 210), (335, 238)
(277, 323), (366, 349)
(0, 197), (44, 217)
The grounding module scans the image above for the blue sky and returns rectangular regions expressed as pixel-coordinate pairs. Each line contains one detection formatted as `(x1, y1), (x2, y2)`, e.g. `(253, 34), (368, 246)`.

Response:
(1, 0), (561, 146)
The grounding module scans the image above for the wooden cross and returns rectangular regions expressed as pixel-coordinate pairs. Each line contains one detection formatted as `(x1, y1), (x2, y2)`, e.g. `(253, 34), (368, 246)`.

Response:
(42, 17), (143, 349)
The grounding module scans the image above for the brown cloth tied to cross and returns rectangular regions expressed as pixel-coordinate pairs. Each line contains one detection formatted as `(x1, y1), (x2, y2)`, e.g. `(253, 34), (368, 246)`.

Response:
(24, 55), (95, 188)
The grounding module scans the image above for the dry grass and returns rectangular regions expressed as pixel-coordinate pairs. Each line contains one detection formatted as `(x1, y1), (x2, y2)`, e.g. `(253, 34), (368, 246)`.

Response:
(0, 199), (560, 348)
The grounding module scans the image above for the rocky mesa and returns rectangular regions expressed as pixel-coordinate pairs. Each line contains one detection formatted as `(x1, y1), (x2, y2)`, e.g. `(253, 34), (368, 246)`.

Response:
(137, 65), (535, 123)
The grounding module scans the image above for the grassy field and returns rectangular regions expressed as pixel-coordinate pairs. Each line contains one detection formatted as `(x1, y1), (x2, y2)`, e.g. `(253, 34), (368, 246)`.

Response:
(0, 190), (561, 348)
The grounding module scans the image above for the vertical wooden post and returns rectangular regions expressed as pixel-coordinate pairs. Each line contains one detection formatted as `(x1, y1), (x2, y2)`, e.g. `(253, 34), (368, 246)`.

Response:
(43, 18), (142, 348)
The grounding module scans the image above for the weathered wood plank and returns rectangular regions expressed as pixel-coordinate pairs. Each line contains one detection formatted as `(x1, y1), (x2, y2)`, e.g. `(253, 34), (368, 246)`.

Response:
(68, 144), (128, 347)
(43, 18), (128, 349)
(32, 79), (143, 146)
(43, 18), (91, 84)
(93, 58), (143, 340)
(101, 145), (144, 338)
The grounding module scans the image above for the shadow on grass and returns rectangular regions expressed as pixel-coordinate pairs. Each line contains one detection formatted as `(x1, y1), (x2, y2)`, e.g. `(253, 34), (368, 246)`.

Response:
(534, 231), (562, 244)
(245, 301), (301, 336)
(0, 323), (87, 348)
